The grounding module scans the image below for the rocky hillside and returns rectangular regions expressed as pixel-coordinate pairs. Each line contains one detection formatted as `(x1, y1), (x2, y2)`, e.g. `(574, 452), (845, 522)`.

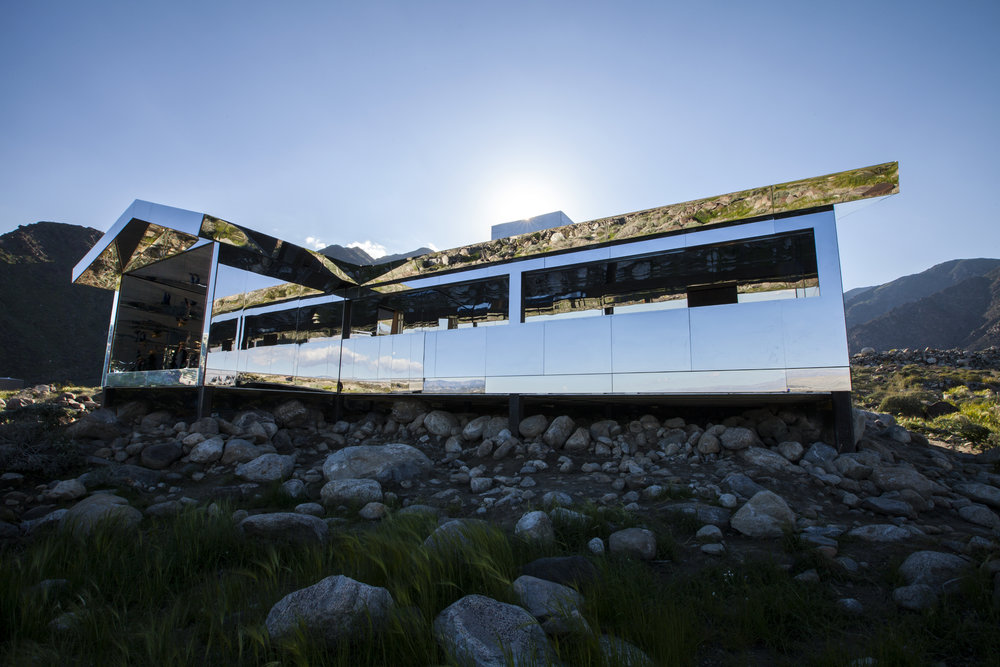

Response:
(846, 258), (1000, 353)
(0, 223), (112, 385)
(319, 244), (432, 265)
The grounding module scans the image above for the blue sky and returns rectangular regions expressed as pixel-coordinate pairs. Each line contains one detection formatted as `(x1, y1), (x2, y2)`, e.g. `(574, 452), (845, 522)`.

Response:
(1, 1), (997, 290)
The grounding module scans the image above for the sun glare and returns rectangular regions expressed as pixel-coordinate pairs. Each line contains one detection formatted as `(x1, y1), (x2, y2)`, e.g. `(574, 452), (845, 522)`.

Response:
(486, 178), (567, 225)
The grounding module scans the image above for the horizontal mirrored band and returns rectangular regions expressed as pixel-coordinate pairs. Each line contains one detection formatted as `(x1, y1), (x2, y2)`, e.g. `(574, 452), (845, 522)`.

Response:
(485, 374), (613, 394)
(340, 379), (415, 394)
(612, 369), (788, 394)
(785, 367), (851, 392)
(422, 378), (486, 394)
(205, 370), (239, 386)
(105, 368), (200, 388)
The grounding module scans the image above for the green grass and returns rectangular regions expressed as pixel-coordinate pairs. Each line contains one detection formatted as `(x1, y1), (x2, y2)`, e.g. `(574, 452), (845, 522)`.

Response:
(3, 497), (999, 665)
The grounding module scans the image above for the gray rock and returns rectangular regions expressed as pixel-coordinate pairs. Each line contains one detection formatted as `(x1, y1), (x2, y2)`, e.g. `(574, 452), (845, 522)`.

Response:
(266, 575), (393, 645)
(281, 479), (306, 499)
(608, 527), (656, 559)
(541, 491), (573, 508)
(358, 502), (388, 520)
(189, 417), (220, 435)
(188, 436), (225, 464)
(60, 494), (141, 537)
(48, 479), (86, 501)
(588, 537), (605, 554)
(695, 525), (723, 542)
(320, 478), (383, 506)
(515, 511), (555, 545)
(273, 399), (309, 427)
(720, 427), (758, 450)
(470, 477), (493, 493)
(670, 502), (732, 527)
(862, 495), (915, 518)
(898, 550), (968, 590)
(145, 500), (183, 517)
(295, 502), (324, 516)
(954, 482), (1000, 509)
(322, 444), (432, 485)
(599, 635), (655, 667)
(235, 454), (295, 482)
(518, 415), (549, 439)
(730, 491), (796, 538)
(483, 416), (510, 440)
(893, 584), (938, 611)
(424, 410), (459, 436)
(701, 543), (726, 556)
(802, 442), (838, 466)
(563, 427), (591, 453)
(836, 598), (864, 615)
(549, 507), (590, 527)
(512, 575), (589, 635)
(462, 415), (490, 441)
(847, 524), (915, 542)
(720, 473), (765, 500)
(433, 594), (554, 667)
(390, 398), (428, 423)
(65, 409), (121, 440)
(871, 465), (944, 498)
(696, 433), (720, 454)
(776, 440), (804, 462)
(423, 519), (492, 551)
(835, 454), (873, 480)
(221, 438), (262, 465)
(21, 509), (68, 535)
(138, 409), (170, 430)
(543, 415), (576, 448)
(958, 503), (1000, 530)
(739, 447), (799, 473)
(241, 512), (329, 543)
(140, 442), (183, 470)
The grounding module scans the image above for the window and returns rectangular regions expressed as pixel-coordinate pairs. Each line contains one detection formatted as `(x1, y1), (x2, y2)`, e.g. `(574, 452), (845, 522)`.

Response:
(523, 229), (818, 320)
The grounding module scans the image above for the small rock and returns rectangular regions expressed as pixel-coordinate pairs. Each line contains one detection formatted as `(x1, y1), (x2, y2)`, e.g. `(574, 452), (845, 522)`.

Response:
(240, 512), (329, 543)
(235, 454), (295, 483)
(608, 527), (656, 560)
(515, 511), (555, 545)
(359, 502), (388, 520)
(320, 478), (383, 506)
(730, 491), (796, 538)
(893, 584), (937, 611)
(266, 575), (393, 645)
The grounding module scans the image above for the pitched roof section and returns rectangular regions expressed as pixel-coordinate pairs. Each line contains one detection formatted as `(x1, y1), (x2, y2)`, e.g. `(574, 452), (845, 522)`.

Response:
(74, 162), (897, 292)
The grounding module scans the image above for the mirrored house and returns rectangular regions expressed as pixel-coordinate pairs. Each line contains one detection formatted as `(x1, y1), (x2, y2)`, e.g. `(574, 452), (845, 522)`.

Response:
(73, 162), (899, 448)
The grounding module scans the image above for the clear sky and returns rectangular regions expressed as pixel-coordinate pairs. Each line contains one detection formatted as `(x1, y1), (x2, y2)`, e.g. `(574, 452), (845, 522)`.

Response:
(1, 1), (997, 290)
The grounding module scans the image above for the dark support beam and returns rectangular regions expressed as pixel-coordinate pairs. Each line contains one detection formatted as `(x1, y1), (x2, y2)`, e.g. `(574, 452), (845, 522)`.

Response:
(508, 394), (524, 431)
(197, 386), (214, 419)
(832, 391), (856, 453)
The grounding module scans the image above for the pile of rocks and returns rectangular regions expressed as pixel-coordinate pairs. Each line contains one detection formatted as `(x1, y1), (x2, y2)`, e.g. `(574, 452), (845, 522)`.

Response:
(852, 346), (1000, 369)
(2, 391), (1000, 621)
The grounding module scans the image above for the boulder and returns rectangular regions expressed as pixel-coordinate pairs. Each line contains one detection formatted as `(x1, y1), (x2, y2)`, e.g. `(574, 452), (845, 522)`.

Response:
(518, 415), (549, 439)
(424, 410), (459, 437)
(423, 519), (491, 551)
(898, 551), (968, 590)
(321, 478), (383, 506)
(720, 473), (765, 500)
(139, 442), (183, 470)
(65, 410), (121, 440)
(846, 524), (916, 542)
(60, 494), (141, 538)
(138, 410), (172, 430)
(958, 503), (1000, 530)
(542, 416), (576, 448)
(563, 427), (591, 453)
(47, 479), (86, 501)
(221, 438), (263, 465)
(273, 399), (309, 427)
(720, 426), (758, 451)
(390, 399), (428, 423)
(802, 442), (839, 466)
(235, 454), (295, 482)
(240, 512), (329, 543)
(608, 527), (656, 559)
(266, 575), (394, 646)
(482, 416), (509, 440)
(870, 465), (944, 498)
(512, 575), (589, 635)
(776, 440), (804, 462)
(189, 417), (220, 435)
(433, 594), (554, 667)
(738, 447), (799, 473)
(188, 437), (225, 464)
(893, 584), (938, 611)
(730, 491), (796, 538)
(462, 416), (491, 441)
(954, 482), (1000, 510)
(514, 511), (554, 545)
(670, 502), (732, 527)
(322, 444), (431, 485)
(834, 455), (873, 480)
(862, 495), (915, 518)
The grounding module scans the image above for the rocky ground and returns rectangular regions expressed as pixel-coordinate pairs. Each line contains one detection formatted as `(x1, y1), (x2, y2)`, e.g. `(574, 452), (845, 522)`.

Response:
(2, 382), (1000, 664)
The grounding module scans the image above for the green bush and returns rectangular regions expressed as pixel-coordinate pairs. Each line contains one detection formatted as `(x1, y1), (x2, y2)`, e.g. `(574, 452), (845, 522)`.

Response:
(877, 391), (932, 418)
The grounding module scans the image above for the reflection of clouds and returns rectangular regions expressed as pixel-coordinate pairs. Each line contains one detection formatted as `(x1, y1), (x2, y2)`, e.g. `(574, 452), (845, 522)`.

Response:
(223, 339), (425, 380)
(340, 344), (423, 377)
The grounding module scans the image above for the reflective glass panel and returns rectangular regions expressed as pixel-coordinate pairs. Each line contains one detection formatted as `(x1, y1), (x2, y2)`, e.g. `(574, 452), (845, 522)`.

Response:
(108, 244), (212, 374)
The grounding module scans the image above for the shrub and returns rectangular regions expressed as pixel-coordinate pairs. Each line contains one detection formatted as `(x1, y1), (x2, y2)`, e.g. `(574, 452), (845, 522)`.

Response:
(878, 391), (932, 418)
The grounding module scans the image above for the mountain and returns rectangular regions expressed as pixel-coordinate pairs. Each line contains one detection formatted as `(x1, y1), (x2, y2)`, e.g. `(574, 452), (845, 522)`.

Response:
(845, 259), (1000, 353)
(318, 244), (432, 266)
(0, 223), (113, 385)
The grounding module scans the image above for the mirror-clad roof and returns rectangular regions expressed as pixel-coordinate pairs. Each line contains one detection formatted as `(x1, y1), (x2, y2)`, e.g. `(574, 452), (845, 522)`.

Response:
(73, 162), (897, 292)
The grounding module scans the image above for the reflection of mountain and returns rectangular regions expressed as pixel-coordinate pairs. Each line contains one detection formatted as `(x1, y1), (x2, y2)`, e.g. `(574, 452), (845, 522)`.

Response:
(0, 222), (113, 384)
(318, 244), (433, 265)
(846, 259), (1000, 352)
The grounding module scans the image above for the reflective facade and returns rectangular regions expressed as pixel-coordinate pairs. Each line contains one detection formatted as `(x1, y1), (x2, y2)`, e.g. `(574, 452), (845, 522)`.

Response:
(74, 162), (898, 400)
